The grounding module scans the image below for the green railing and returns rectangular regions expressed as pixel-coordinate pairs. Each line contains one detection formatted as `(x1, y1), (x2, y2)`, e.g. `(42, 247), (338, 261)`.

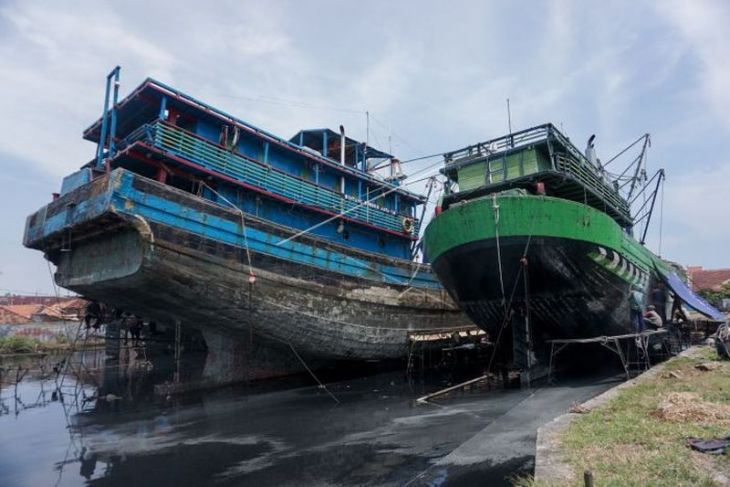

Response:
(443, 124), (632, 224)
(554, 154), (631, 218)
(138, 122), (416, 235)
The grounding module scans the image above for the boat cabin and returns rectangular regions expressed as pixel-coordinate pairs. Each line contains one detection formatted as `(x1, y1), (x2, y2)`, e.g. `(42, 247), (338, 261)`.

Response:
(441, 124), (633, 228)
(61, 76), (425, 260)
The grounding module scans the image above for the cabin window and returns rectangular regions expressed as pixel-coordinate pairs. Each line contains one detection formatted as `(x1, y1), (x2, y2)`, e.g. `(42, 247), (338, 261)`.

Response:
(489, 159), (504, 183)
(457, 162), (487, 191)
(506, 152), (522, 179)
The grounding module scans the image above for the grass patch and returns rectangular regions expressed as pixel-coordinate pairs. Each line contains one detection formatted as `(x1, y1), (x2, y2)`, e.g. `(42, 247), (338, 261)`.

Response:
(558, 347), (730, 486)
(0, 336), (41, 354)
(0, 334), (85, 354)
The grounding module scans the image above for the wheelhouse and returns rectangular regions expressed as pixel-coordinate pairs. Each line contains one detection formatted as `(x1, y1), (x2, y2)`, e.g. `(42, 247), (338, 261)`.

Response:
(441, 123), (633, 228)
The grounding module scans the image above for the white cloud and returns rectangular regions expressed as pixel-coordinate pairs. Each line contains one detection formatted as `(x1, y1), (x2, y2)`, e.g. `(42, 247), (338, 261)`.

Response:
(0, 2), (178, 177)
(658, 0), (730, 128)
(646, 163), (730, 267)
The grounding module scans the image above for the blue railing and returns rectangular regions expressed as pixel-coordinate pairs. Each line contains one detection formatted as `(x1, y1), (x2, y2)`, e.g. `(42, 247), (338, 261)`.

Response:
(123, 122), (419, 236)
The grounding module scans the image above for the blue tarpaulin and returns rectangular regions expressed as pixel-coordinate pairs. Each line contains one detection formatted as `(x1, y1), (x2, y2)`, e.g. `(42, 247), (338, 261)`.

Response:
(656, 266), (726, 322)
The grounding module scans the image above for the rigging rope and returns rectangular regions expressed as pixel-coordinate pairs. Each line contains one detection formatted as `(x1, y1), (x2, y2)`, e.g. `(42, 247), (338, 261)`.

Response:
(276, 158), (446, 247)
(492, 194), (507, 310)
(658, 175), (665, 256)
(484, 195), (539, 376)
(200, 182), (254, 279)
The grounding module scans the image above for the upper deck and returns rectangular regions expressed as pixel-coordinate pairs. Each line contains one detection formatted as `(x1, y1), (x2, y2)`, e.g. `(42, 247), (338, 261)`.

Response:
(69, 76), (424, 260)
(82, 79), (423, 204)
(441, 124), (633, 227)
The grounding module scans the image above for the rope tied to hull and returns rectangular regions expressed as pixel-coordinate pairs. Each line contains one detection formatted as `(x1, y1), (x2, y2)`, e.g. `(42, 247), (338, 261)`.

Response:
(199, 182), (255, 282)
(201, 181), (449, 302)
(492, 193), (506, 311)
(483, 195), (540, 377)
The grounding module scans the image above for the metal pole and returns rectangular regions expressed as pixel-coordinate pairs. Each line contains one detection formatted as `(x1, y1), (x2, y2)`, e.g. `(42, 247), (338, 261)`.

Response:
(108, 67), (121, 160)
(506, 98), (512, 135)
(96, 76), (112, 168)
(640, 169), (665, 244)
(339, 125), (346, 195)
(627, 134), (651, 202)
(416, 374), (489, 404)
(365, 111), (369, 171)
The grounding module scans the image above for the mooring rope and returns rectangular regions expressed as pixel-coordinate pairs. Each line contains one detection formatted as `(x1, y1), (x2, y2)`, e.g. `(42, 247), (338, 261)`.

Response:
(484, 194), (540, 376)
(492, 193), (506, 310)
(199, 175), (449, 297)
(200, 182), (254, 279)
(285, 342), (340, 405)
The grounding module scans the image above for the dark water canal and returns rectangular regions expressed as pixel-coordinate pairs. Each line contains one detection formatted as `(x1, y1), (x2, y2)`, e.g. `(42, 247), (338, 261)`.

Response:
(0, 350), (619, 486)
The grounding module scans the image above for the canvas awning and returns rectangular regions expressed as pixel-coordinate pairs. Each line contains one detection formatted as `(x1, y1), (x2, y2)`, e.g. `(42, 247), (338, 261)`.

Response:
(656, 265), (726, 321)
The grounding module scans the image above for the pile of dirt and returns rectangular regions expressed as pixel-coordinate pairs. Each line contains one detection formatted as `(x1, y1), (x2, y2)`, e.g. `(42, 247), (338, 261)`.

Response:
(695, 362), (721, 372)
(651, 392), (730, 426)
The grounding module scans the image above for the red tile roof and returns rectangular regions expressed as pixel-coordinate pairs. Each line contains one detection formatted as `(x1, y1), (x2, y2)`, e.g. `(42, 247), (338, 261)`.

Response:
(1, 304), (45, 320)
(687, 266), (730, 291)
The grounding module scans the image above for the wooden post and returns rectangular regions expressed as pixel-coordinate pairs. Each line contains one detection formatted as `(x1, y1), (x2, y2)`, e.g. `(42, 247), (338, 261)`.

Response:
(584, 469), (594, 487)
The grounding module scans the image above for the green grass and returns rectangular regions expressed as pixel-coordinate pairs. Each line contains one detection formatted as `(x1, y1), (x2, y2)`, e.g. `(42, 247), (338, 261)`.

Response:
(0, 336), (41, 354)
(555, 347), (730, 486)
(0, 333), (103, 355)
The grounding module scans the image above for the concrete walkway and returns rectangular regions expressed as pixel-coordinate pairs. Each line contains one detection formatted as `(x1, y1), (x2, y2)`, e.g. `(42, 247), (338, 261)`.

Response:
(406, 374), (621, 486)
(534, 347), (700, 484)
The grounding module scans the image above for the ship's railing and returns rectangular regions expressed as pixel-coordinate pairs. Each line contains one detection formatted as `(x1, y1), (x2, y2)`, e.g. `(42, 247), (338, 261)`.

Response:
(444, 124), (600, 173)
(444, 125), (550, 167)
(554, 154), (631, 218)
(443, 123), (631, 219)
(122, 121), (418, 236)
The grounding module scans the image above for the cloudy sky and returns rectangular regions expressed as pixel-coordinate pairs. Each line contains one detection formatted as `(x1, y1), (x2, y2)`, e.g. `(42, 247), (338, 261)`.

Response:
(0, 0), (729, 295)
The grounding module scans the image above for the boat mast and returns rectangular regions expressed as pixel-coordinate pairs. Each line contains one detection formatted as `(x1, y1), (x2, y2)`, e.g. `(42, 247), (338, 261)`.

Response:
(639, 169), (665, 244)
(625, 134), (651, 202)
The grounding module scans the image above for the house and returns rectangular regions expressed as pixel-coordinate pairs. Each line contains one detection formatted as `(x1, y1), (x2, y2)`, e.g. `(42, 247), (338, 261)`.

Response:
(687, 266), (730, 292)
(0, 304), (45, 324)
(0, 297), (87, 324)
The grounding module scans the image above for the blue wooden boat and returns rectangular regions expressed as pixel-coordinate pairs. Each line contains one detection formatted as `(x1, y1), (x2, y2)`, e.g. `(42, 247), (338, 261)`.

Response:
(23, 68), (469, 365)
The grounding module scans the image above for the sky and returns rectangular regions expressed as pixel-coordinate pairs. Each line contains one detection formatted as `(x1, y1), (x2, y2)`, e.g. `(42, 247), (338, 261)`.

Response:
(0, 0), (729, 295)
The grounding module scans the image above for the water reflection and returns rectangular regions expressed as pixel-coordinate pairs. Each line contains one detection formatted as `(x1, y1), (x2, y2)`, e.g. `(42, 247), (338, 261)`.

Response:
(0, 346), (542, 487)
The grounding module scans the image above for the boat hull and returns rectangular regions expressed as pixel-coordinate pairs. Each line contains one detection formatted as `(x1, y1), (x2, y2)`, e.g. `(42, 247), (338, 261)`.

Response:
(425, 194), (658, 341)
(25, 170), (471, 362)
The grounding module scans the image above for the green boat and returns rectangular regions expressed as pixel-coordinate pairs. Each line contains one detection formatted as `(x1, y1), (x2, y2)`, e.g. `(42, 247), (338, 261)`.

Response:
(424, 124), (723, 360)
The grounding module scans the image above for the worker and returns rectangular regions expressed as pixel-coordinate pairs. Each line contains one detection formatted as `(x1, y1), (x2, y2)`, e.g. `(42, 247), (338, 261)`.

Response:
(650, 282), (668, 323)
(671, 296), (689, 325)
(629, 286), (645, 333)
(84, 301), (101, 330)
(129, 316), (143, 346)
(644, 305), (664, 329)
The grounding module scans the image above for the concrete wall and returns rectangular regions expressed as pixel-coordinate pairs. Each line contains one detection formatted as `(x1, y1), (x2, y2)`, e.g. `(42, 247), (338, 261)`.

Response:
(0, 321), (80, 343)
